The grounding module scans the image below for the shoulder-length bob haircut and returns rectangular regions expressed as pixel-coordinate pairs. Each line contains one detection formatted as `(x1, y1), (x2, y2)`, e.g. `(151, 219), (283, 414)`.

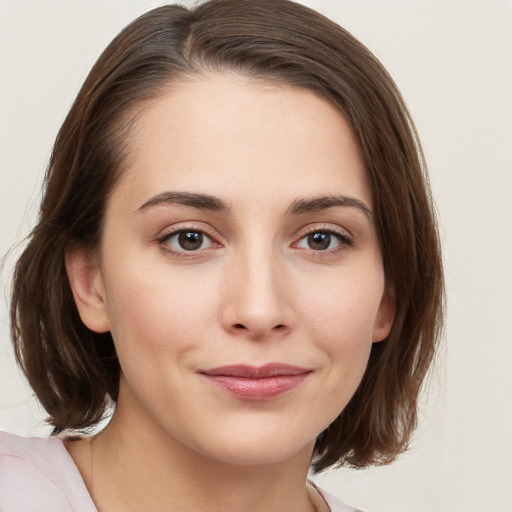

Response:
(11, 0), (443, 472)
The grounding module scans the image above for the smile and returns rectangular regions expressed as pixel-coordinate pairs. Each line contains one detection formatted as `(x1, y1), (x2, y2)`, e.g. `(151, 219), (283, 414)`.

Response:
(199, 363), (312, 401)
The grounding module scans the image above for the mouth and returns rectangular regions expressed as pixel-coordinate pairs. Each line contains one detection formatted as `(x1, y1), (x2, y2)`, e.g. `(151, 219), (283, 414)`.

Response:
(199, 363), (312, 400)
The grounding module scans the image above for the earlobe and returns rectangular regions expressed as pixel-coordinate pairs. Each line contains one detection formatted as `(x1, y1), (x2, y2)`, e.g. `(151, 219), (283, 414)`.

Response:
(65, 246), (110, 333)
(372, 288), (395, 343)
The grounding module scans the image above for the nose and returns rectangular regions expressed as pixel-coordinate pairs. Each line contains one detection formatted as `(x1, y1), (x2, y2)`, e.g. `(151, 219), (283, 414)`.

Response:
(220, 245), (296, 341)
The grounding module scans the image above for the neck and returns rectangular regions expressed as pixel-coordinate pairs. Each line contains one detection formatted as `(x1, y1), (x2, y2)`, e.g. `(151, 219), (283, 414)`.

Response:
(69, 386), (318, 512)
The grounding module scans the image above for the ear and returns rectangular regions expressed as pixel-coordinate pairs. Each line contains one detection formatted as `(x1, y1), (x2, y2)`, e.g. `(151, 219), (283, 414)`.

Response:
(65, 246), (110, 333)
(372, 287), (395, 343)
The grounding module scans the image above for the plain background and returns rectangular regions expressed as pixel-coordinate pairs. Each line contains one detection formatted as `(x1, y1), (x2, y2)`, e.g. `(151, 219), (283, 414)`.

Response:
(1, 1), (511, 511)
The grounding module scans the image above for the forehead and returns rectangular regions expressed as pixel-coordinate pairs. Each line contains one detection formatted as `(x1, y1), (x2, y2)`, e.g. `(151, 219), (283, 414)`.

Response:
(113, 72), (371, 210)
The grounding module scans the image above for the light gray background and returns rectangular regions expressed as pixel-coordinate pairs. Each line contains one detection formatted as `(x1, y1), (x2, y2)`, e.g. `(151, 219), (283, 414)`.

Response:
(1, 1), (511, 511)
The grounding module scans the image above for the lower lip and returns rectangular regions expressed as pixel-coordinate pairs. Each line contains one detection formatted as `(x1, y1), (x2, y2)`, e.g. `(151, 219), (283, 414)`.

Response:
(203, 374), (310, 401)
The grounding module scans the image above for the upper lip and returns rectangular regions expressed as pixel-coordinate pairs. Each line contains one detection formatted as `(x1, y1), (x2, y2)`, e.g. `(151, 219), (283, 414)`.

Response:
(200, 363), (311, 378)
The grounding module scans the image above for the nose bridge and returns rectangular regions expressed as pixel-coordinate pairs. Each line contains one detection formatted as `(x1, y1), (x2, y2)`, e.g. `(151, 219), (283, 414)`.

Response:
(223, 237), (293, 338)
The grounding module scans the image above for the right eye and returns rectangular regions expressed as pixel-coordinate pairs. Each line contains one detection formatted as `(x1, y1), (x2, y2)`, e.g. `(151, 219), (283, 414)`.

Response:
(160, 229), (215, 253)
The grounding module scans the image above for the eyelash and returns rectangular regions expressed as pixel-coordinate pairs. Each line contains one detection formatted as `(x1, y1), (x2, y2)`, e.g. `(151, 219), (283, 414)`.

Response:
(157, 225), (219, 258)
(157, 225), (353, 257)
(294, 226), (353, 254)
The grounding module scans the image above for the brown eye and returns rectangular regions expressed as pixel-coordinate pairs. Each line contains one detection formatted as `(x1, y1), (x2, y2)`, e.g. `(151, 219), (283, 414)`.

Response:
(163, 230), (213, 252)
(296, 230), (351, 252)
(307, 232), (331, 250)
(178, 231), (203, 250)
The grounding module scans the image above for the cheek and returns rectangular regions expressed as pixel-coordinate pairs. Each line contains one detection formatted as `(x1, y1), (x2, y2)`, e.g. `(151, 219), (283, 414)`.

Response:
(103, 262), (218, 362)
(303, 271), (384, 335)
(299, 273), (384, 378)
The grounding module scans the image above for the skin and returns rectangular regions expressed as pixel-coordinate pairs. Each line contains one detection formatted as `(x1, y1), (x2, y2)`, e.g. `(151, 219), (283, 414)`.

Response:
(66, 73), (394, 512)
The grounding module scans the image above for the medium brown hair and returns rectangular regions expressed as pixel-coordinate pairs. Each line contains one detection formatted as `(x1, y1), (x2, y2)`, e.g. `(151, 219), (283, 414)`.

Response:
(10, 0), (444, 472)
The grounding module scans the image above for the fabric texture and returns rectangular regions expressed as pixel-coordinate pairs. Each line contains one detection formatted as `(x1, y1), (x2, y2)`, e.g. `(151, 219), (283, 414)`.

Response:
(0, 431), (95, 512)
(0, 431), (361, 512)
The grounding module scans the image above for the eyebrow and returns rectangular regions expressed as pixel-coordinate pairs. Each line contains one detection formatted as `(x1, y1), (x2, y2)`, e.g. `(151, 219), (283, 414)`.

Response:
(287, 195), (372, 219)
(136, 191), (371, 219)
(136, 191), (230, 213)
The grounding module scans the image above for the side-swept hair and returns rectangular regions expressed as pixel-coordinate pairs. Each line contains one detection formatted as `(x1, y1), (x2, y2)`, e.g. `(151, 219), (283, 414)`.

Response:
(10, 0), (444, 472)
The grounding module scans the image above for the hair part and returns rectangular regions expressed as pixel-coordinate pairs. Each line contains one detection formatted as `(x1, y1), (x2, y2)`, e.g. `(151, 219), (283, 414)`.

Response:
(10, 0), (444, 471)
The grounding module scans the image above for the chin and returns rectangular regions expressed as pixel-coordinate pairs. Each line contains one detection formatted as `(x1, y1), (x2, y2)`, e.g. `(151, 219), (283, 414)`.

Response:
(189, 429), (316, 467)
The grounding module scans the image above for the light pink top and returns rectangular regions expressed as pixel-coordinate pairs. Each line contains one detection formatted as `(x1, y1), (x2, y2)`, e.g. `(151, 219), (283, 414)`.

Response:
(0, 431), (362, 512)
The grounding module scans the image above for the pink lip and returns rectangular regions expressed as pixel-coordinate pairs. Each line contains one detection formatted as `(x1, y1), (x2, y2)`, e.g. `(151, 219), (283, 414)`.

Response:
(199, 364), (311, 400)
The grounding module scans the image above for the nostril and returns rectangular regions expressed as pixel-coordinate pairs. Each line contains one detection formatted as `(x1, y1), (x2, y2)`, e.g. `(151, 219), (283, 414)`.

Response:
(232, 323), (286, 332)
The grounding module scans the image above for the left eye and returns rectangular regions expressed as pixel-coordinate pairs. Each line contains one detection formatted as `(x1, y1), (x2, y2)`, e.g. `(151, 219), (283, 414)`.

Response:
(163, 230), (214, 252)
(296, 231), (346, 251)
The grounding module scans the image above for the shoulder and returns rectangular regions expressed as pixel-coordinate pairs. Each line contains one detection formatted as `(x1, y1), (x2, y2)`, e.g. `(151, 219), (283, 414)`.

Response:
(0, 430), (96, 512)
(311, 481), (367, 512)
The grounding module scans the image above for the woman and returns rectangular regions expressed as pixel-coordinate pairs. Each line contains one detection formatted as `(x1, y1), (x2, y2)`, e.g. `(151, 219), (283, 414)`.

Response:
(1, 0), (443, 510)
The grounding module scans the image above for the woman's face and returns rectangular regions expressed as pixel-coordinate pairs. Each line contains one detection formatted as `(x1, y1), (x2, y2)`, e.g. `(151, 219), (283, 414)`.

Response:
(73, 73), (393, 466)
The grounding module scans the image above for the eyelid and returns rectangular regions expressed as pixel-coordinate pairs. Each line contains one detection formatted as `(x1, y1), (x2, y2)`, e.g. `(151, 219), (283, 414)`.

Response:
(155, 222), (353, 257)
(297, 223), (352, 240)
(292, 224), (354, 251)
(156, 223), (222, 256)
